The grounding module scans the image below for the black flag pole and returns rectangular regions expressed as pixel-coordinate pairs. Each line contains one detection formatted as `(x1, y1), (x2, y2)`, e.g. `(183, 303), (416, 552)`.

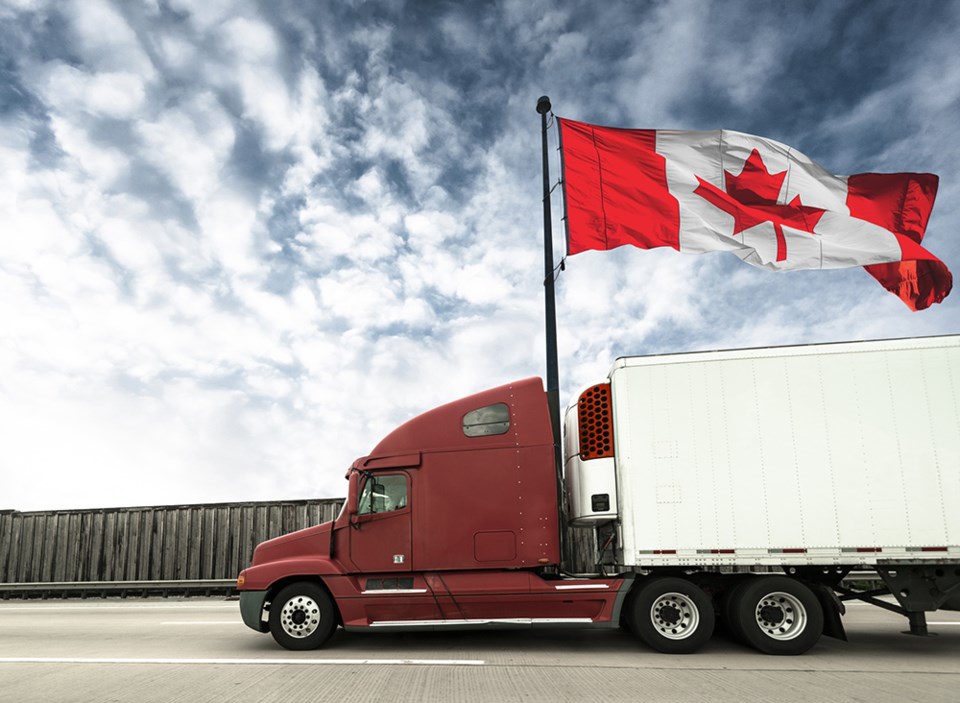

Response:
(537, 95), (566, 565)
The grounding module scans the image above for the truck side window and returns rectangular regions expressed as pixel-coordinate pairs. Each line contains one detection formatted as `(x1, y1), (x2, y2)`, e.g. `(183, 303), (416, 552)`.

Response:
(357, 474), (408, 515)
(462, 402), (510, 437)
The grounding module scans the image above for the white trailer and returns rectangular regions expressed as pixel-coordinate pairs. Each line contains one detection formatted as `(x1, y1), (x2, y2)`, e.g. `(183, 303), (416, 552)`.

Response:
(564, 335), (960, 653)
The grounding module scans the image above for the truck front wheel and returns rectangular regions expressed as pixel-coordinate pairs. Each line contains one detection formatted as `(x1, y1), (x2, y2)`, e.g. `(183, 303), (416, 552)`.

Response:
(731, 577), (823, 655)
(628, 577), (715, 654)
(269, 582), (338, 651)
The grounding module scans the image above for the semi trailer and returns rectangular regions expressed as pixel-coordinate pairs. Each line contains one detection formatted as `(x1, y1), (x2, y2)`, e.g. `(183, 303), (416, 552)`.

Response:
(238, 335), (960, 654)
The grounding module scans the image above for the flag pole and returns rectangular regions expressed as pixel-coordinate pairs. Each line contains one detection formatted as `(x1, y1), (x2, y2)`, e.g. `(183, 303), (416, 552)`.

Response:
(537, 95), (566, 564)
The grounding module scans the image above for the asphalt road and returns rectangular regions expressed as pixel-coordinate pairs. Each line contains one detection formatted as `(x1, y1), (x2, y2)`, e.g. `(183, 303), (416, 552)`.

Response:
(1, 598), (958, 702)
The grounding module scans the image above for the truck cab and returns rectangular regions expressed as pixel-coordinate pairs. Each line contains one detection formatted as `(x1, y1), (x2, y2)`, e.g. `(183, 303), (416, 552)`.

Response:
(238, 378), (626, 650)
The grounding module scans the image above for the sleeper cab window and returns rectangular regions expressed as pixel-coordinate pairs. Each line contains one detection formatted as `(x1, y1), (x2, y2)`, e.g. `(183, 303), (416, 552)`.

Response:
(462, 402), (510, 437)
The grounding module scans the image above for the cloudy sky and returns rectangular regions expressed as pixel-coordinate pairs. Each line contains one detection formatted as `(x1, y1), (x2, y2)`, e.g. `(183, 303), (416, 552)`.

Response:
(2, 0), (958, 512)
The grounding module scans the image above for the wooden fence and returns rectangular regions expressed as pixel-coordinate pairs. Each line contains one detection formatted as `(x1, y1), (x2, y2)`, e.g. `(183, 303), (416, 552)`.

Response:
(0, 499), (599, 588)
(0, 499), (343, 584)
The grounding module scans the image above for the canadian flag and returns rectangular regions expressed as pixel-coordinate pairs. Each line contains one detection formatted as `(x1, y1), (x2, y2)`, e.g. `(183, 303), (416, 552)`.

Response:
(558, 118), (952, 310)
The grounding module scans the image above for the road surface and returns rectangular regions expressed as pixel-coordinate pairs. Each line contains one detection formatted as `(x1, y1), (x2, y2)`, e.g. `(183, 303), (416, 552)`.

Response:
(1, 597), (958, 702)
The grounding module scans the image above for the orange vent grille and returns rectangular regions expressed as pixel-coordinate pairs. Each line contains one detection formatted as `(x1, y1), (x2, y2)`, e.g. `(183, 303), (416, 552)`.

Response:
(577, 384), (614, 460)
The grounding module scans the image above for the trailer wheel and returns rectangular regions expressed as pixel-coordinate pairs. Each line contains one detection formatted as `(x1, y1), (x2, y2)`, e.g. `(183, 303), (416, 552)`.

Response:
(731, 577), (823, 655)
(628, 577), (715, 654)
(269, 582), (337, 651)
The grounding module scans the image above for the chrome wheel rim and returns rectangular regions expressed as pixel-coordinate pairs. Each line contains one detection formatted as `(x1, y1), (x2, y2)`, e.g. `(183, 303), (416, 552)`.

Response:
(650, 592), (700, 640)
(755, 591), (807, 640)
(280, 595), (321, 638)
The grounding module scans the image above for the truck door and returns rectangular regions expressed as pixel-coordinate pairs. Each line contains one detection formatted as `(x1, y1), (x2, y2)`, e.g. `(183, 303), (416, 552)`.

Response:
(349, 472), (412, 572)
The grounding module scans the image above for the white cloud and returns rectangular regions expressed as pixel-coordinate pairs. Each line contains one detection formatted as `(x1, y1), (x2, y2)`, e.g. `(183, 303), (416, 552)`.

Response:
(38, 63), (147, 119)
(64, 0), (155, 75)
(137, 93), (236, 201)
(1, 0), (958, 513)
(166, 0), (242, 32)
(298, 197), (402, 265)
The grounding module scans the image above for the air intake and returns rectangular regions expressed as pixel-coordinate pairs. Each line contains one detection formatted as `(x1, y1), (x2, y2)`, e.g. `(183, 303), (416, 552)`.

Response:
(577, 384), (614, 460)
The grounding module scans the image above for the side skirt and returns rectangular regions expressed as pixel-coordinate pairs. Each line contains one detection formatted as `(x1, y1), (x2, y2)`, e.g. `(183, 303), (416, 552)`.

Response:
(344, 617), (611, 633)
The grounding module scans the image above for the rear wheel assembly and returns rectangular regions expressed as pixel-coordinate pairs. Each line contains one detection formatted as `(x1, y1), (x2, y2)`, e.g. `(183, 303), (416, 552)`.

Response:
(730, 576), (823, 655)
(627, 577), (715, 654)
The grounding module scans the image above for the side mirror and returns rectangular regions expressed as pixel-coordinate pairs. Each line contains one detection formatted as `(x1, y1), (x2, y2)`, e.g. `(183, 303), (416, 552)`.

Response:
(347, 471), (360, 528)
(347, 471), (359, 509)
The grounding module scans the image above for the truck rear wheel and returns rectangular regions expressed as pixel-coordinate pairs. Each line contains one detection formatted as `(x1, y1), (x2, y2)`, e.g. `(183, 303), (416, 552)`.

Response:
(719, 578), (751, 641)
(731, 577), (823, 655)
(628, 577), (715, 654)
(269, 582), (337, 651)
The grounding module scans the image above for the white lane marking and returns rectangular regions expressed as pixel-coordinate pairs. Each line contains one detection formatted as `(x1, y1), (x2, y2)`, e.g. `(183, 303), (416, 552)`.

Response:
(161, 621), (243, 625)
(0, 657), (484, 666)
(928, 622), (960, 625)
(0, 605), (237, 612)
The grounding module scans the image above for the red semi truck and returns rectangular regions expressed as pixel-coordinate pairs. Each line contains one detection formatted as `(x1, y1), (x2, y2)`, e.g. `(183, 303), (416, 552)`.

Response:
(238, 336), (960, 655)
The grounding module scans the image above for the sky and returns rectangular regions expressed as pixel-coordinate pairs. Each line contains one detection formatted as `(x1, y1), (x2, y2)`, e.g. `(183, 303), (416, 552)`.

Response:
(1, 0), (959, 512)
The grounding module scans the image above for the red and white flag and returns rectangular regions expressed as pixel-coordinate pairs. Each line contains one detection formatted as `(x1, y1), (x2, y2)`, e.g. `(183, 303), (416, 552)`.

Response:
(558, 118), (952, 310)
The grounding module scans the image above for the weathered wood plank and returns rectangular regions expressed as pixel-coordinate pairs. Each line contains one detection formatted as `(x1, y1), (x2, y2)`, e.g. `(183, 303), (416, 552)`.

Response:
(163, 509), (179, 580)
(104, 511), (119, 581)
(18, 514), (36, 582)
(201, 507), (216, 580)
(189, 507), (200, 580)
(50, 513), (67, 582)
(66, 512), (83, 581)
(0, 512), (13, 582)
(217, 506), (231, 580)
(114, 510), (128, 581)
(41, 513), (57, 582)
(149, 509), (163, 580)
(129, 510), (140, 579)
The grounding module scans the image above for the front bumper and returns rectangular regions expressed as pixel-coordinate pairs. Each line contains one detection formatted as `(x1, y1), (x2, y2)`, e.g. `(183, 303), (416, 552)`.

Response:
(239, 590), (269, 632)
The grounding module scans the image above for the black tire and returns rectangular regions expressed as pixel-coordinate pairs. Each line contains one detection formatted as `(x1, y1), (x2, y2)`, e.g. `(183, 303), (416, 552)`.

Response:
(719, 579), (751, 642)
(627, 577), (715, 654)
(268, 582), (338, 651)
(731, 577), (823, 655)
(620, 596), (636, 635)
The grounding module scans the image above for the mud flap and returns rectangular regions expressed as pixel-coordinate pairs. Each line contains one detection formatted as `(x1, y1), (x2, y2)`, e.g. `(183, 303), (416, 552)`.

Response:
(812, 583), (847, 641)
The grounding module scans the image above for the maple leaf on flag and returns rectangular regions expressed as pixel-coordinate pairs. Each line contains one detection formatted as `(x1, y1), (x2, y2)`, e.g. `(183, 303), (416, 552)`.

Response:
(694, 149), (827, 262)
